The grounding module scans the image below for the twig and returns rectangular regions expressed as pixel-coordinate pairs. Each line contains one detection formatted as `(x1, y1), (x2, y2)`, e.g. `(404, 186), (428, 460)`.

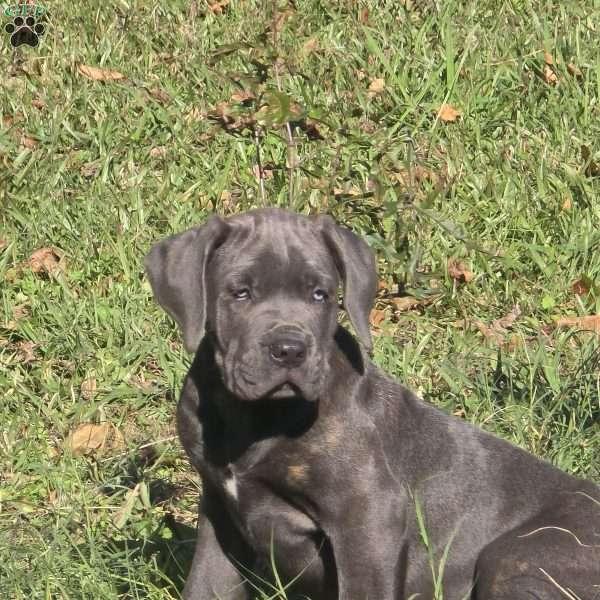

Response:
(271, 0), (297, 207)
(99, 435), (178, 463)
(254, 125), (266, 205)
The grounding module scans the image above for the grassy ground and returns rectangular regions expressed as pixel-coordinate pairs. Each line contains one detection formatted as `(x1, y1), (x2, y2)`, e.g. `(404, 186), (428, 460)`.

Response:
(1, 0), (599, 598)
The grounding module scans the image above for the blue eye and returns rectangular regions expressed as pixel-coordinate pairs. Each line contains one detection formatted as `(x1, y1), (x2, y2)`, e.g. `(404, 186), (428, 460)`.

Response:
(233, 288), (250, 300)
(313, 289), (327, 302)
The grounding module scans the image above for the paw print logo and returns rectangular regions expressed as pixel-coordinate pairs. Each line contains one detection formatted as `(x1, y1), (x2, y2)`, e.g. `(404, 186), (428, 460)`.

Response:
(5, 15), (45, 47)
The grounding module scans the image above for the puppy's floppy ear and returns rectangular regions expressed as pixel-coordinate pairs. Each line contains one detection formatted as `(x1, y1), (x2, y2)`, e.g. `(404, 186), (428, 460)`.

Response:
(313, 215), (378, 351)
(145, 216), (230, 353)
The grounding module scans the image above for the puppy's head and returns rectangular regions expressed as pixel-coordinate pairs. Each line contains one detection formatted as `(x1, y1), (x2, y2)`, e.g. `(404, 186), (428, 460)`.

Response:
(145, 208), (377, 402)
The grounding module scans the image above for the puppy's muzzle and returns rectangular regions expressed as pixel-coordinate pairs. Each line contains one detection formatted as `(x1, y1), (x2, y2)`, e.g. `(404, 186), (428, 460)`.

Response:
(264, 327), (308, 369)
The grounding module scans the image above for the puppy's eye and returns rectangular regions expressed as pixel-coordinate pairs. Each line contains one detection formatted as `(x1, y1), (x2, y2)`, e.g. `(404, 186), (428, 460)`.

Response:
(312, 289), (328, 302)
(233, 288), (250, 300)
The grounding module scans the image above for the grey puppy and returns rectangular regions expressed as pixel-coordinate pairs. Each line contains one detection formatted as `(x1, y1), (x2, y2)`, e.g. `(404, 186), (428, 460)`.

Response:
(145, 208), (599, 600)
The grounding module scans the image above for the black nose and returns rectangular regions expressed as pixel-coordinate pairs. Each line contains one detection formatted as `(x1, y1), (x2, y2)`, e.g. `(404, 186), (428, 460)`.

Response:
(269, 337), (307, 368)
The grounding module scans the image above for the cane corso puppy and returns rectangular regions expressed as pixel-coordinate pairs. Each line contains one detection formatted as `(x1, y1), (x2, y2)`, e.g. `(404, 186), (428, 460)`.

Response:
(145, 208), (599, 600)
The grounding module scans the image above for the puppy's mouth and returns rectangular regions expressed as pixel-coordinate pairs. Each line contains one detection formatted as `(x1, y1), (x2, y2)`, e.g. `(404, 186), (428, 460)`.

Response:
(262, 381), (302, 400)
(235, 368), (321, 402)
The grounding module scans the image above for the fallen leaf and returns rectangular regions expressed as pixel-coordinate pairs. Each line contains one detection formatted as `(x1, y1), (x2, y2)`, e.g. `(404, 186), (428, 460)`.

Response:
(15, 341), (36, 364)
(369, 308), (387, 327)
(230, 90), (255, 104)
(473, 305), (521, 346)
(561, 197), (572, 210)
(447, 257), (474, 283)
(438, 104), (461, 122)
(65, 423), (110, 456)
(394, 165), (441, 187)
(390, 296), (423, 312)
(20, 135), (39, 149)
(333, 185), (361, 197)
(28, 247), (67, 276)
(5, 302), (30, 330)
(368, 78), (385, 96)
(554, 315), (600, 333)
(493, 304), (521, 329)
(148, 87), (171, 105)
(150, 146), (167, 158)
(474, 322), (504, 345)
(77, 64), (125, 81)
(207, 0), (230, 14)
(572, 279), (590, 296)
(302, 37), (319, 55)
(543, 51), (554, 65)
(542, 64), (558, 85)
(567, 63), (583, 77)
(581, 145), (600, 177)
(129, 374), (157, 395)
(81, 378), (97, 400)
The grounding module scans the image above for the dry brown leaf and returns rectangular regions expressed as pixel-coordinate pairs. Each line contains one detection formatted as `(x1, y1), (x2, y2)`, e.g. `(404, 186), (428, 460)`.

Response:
(28, 247), (67, 276)
(11, 302), (29, 323)
(20, 135), (39, 149)
(581, 145), (600, 177)
(0, 239), (7, 251)
(129, 374), (157, 395)
(77, 64), (125, 81)
(65, 423), (110, 456)
(302, 37), (319, 55)
(473, 305), (521, 346)
(390, 296), (423, 312)
(150, 146), (167, 158)
(15, 341), (36, 364)
(230, 90), (255, 104)
(81, 378), (97, 400)
(438, 104), (461, 122)
(567, 63), (583, 77)
(394, 165), (441, 187)
(252, 164), (274, 181)
(474, 322), (505, 345)
(561, 197), (572, 210)
(148, 88), (171, 105)
(447, 257), (474, 283)
(333, 185), (361, 197)
(369, 308), (387, 327)
(207, 0), (231, 13)
(368, 78), (385, 95)
(571, 279), (590, 296)
(493, 304), (521, 329)
(554, 315), (600, 333)
(542, 64), (558, 85)
(543, 51), (554, 65)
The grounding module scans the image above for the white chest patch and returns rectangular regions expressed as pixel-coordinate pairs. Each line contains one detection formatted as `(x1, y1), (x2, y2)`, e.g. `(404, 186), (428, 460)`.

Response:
(224, 474), (238, 500)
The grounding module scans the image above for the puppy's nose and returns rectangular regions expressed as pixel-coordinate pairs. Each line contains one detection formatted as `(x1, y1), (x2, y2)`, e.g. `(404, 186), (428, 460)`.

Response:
(269, 337), (307, 368)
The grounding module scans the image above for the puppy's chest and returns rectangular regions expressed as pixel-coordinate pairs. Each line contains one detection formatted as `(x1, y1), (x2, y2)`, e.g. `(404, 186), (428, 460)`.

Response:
(215, 459), (319, 550)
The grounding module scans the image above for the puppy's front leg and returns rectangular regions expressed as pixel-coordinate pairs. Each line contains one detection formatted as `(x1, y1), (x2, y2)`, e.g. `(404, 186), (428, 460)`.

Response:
(183, 490), (250, 600)
(327, 520), (399, 600)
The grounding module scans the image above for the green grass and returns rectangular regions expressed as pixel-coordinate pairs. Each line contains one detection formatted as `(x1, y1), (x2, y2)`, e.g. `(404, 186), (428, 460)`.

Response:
(1, 0), (599, 597)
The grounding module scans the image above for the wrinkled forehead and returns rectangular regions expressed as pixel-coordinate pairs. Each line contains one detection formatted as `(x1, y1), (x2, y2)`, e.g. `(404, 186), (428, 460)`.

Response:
(213, 212), (337, 282)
